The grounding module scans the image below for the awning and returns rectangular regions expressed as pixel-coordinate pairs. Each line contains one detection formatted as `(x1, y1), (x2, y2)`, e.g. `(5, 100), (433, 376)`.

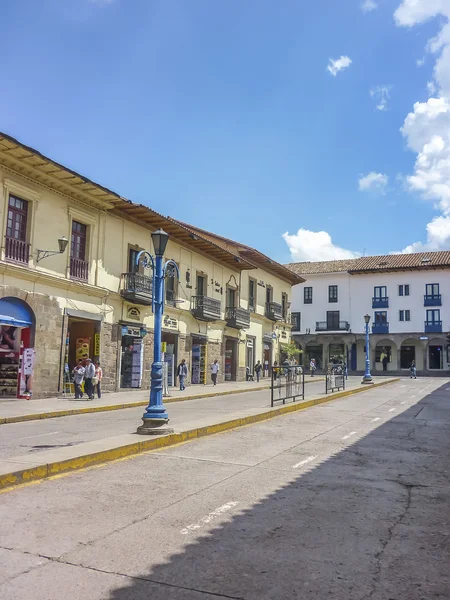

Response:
(65, 309), (103, 322)
(0, 298), (34, 328)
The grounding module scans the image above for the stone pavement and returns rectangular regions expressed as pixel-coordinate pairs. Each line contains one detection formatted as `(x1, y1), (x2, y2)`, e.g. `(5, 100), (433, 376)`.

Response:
(1, 377), (449, 599)
(0, 376), (396, 489)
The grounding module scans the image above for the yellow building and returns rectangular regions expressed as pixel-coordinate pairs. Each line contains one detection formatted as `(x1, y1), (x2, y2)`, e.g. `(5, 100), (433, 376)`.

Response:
(0, 132), (303, 398)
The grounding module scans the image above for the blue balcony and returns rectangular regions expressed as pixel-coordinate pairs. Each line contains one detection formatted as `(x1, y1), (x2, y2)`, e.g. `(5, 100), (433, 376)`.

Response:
(424, 321), (442, 333)
(372, 297), (389, 309)
(372, 322), (389, 334)
(424, 294), (442, 306)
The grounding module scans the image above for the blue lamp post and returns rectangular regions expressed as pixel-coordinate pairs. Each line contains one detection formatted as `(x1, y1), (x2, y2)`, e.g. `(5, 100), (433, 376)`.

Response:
(137, 229), (179, 435)
(362, 313), (373, 384)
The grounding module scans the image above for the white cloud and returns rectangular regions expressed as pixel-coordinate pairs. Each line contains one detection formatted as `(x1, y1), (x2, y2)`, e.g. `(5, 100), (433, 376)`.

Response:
(282, 229), (360, 262)
(327, 56), (352, 77)
(361, 0), (378, 13)
(395, 1), (450, 252)
(358, 172), (389, 193)
(417, 57), (425, 66)
(370, 85), (392, 111)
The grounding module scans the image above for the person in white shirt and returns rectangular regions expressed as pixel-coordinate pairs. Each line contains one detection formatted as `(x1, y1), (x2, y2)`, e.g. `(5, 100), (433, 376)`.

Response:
(73, 360), (85, 400)
(211, 359), (219, 386)
(84, 358), (96, 400)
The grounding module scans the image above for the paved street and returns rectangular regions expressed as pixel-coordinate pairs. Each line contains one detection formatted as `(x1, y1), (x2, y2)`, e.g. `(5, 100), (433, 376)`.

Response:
(1, 377), (450, 599)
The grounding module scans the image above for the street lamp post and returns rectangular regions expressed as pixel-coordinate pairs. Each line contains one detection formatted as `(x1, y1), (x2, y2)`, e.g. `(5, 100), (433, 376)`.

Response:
(137, 229), (179, 435)
(362, 313), (373, 384)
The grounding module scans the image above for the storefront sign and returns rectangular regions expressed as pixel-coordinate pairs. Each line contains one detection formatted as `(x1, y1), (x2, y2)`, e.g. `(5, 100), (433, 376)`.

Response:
(127, 306), (141, 321)
(420, 336), (428, 341)
(263, 333), (273, 343)
(163, 315), (178, 330)
(94, 333), (100, 356)
(257, 280), (266, 288)
(122, 325), (140, 337)
(247, 339), (254, 348)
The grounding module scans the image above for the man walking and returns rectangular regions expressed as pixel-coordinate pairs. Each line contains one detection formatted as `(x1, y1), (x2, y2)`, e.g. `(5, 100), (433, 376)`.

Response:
(84, 358), (95, 400)
(211, 359), (219, 386)
(177, 358), (188, 391)
(73, 359), (85, 400)
(254, 360), (262, 382)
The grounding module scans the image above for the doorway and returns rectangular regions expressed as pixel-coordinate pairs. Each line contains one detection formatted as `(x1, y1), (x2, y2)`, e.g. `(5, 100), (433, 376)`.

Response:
(162, 332), (178, 387)
(224, 338), (237, 381)
(401, 345), (415, 369)
(263, 343), (272, 377)
(429, 345), (443, 370)
(246, 338), (255, 376)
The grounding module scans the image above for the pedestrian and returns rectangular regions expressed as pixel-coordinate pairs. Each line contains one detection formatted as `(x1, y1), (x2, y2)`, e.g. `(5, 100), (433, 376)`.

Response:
(381, 351), (389, 372)
(310, 358), (316, 377)
(94, 361), (103, 398)
(73, 359), (85, 400)
(410, 360), (417, 379)
(273, 360), (278, 380)
(343, 361), (348, 380)
(178, 358), (188, 390)
(254, 360), (262, 382)
(84, 358), (95, 400)
(211, 359), (219, 386)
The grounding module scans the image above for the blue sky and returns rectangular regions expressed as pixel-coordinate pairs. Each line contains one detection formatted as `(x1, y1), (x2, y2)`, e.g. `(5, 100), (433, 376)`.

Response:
(2, 0), (450, 263)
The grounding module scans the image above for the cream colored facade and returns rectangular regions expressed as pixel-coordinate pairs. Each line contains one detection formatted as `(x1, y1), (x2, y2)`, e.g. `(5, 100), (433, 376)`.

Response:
(0, 132), (301, 398)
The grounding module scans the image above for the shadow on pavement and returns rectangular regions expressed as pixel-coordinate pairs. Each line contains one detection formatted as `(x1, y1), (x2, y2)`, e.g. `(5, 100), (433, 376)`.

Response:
(107, 383), (450, 600)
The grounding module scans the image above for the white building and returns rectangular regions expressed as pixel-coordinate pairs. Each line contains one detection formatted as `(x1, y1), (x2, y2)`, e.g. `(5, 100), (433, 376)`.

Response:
(287, 252), (450, 376)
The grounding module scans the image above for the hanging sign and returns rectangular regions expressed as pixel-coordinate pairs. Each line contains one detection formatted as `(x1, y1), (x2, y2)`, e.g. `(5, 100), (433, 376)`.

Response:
(163, 315), (178, 330)
(127, 306), (141, 321)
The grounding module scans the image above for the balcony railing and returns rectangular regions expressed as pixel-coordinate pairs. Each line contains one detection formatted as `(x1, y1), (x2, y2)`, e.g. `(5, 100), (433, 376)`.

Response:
(425, 320), (442, 333)
(372, 322), (389, 334)
(315, 321), (350, 332)
(70, 257), (89, 281)
(424, 294), (442, 306)
(120, 272), (153, 306)
(265, 301), (283, 321)
(191, 295), (221, 321)
(372, 297), (389, 309)
(225, 306), (250, 329)
(4, 236), (30, 265)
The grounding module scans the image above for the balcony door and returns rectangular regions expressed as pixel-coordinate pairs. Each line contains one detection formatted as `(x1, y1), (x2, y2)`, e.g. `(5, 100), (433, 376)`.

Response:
(227, 287), (236, 308)
(6, 195), (29, 264)
(426, 309), (440, 324)
(70, 220), (88, 280)
(326, 311), (339, 330)
(196, 274), (206, 297)
(374, 311), (387, 325)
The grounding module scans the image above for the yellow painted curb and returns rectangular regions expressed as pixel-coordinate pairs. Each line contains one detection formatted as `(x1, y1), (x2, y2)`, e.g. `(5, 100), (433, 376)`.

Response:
(0, 378), (398, 491)
(1, 379), (324, 425)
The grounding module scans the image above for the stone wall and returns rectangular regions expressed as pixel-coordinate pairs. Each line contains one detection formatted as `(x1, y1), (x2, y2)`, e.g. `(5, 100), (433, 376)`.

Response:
(101, 323), (120, 392)
(207, 340), (224, 384)
(141, 330), (155, 390)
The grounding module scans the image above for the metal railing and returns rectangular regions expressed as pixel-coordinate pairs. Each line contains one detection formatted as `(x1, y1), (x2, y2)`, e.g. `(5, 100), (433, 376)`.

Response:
(372, 322), (389, 334)
(424, 294), (442, 306)
(372, 297), (389, 308)
(424, 320), (442, 332)
(265, 301), (283, 321)
(190, 295), (221, 321)
(4, 236), (30, 264)
(70, 257), (89, 281)
(121, 272), (153, 294)
(315, 321), (350, 332)
(225, 306), (251, 328)
(325, 364), (345, 394)
(271, 364), (304, 407)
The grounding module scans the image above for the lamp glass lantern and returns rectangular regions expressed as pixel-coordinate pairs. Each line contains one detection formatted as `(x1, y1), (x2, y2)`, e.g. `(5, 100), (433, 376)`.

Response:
(151, 229), (169, 257)
(58, 236), (69, 254)
(364, 314), (371, 325)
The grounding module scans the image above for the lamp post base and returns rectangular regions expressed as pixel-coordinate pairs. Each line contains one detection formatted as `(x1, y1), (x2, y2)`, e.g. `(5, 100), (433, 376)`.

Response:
(361, 376), (374, 384)
(137, 418), (174, 436)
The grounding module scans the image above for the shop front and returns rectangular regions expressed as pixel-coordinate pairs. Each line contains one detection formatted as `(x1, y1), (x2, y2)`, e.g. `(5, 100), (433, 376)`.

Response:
(0, 297), (35, 399)
(224, 337), (238, 381)
(191, 335), (208, 384)
(65, 309), (102, 370)
(246, 336), (255, 378)
(120, 323), (147, 388)
(263, 333), (274, 377)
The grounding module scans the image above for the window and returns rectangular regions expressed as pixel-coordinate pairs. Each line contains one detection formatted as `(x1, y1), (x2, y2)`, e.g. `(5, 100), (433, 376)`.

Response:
(374, 286), (387, 299)
(326, 311), (340, 330)
(374, 311), (387, 324)
(249, 278), (256, 311)
(328, 285), (338, 303)
(304, 287), (313, 304)
(282, 293), (288, 320)
(226, 287), (237, 308)
(426, 283), (439, 297)
(399, 310), (411, 322)
(166, 270), (178, 304)
(426, 309), (440, 323)
(398, 285), (409, 296)
(70, 220), (88, 280)
(266, 285), (273, 304)
(128, 248), (141, 274)
(196, 273), (206, 296)
(291, 312), (301, 331)
(5, 194), (29, 263)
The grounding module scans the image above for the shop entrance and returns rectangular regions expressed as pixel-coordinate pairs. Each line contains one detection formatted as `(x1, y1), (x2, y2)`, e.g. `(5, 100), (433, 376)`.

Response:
(263, 342), (272, 377)
(0, 297), (35, 399)
(246, 337), (255, 377)
(120, 327), (143, 388)
(224, 338), (237, 381)
(191, 336), (207, 384)
(67, 318), (100, 369)
(401, 345), (415, 369)
(429, 345), (443, 370)
(162, 332), (178, 387)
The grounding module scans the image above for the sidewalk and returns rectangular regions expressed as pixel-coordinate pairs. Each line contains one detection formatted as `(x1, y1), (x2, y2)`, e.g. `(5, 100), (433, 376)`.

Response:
(0, 377), (325, 425)
(0, 376), (398, 489)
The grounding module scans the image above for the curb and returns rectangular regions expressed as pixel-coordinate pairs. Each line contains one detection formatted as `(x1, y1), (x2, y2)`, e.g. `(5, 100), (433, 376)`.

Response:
(0, 379), (324, 425)
(0, 378), (399, 491)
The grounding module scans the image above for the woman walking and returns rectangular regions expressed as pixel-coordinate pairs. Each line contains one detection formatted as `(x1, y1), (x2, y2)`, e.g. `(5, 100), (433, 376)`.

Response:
(94, 361), (103, 398)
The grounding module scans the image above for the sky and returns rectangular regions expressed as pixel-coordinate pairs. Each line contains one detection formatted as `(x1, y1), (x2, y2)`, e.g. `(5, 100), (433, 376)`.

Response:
(2, 0), (450, 264)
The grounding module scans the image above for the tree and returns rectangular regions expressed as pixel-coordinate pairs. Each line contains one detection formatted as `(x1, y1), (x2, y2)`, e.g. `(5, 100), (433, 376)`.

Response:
(281, 342), (303, 359)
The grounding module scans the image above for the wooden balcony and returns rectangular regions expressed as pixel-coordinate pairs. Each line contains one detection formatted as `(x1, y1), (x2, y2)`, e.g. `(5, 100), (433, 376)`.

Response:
(225, 306), (251, 329)
(70, 257), (89, 281)
(265, 301), (283, 321)
(120, 272), (153, 306)
(4, 236), (30, 265)
(190, 295), (221, 321)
